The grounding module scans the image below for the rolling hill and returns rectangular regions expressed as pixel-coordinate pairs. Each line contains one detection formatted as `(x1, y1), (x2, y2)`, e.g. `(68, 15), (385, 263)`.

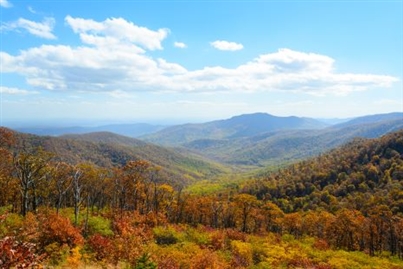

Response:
(142, 113), (328, 146)
(7, 112), (403, 173)
(156, 112), (403, 167)
(10, 131), (229, 186)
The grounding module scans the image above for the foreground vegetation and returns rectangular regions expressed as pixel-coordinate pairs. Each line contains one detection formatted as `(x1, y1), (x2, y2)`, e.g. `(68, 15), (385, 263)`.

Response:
(1, 127), (403, 267)
(2, 208), (403, 268)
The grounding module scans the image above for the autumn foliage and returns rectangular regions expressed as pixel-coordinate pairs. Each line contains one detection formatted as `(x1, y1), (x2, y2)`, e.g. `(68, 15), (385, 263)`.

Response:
(1, 127), (403, 267)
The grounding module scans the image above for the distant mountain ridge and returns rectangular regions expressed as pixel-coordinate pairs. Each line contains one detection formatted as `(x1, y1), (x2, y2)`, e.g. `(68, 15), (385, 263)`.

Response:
(154, 110), (403, 167)
(330, 112), (403, 128)
(15, 123), (165, 138)
(7, 112), (403, 171)
(143, 113), (328, 146)
(212, 117), (403, 166)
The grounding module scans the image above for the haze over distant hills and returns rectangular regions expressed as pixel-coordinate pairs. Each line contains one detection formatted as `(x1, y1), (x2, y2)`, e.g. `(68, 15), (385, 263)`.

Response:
(14, 123), (165, 138)
(142, 113), (328, 146)
(143, 112), (403, 167)
(9, 112), (401, 142)
(11, 113), (328, 138)
(327, 112), (403, 128)
(4, 112), (403, 170)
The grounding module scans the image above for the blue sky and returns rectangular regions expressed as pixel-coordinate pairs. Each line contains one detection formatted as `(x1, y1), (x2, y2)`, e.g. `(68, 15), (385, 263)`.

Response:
(1, 0), (402, 125)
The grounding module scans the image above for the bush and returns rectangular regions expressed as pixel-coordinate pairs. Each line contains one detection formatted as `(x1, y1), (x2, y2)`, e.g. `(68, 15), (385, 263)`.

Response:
(184, 226), (210, 246)
(0, 236), (44, 268)
(87, 215), (114, 237)
(44, 242), (70, 266)
(87, 234), (112, 261)
(39, 213), (84, 247)
(0, 213), (23, 237)
(153, 226), (179, 245)
(231, 240), (253, 267)
(133, 253), (157, 269)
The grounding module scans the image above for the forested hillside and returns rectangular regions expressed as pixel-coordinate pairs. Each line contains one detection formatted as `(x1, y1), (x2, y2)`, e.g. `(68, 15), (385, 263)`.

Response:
(10, 130), (228, 185)
(245, 130), (403, 213)
(1, 127), (403, 268)
(180, 118), (403, 167)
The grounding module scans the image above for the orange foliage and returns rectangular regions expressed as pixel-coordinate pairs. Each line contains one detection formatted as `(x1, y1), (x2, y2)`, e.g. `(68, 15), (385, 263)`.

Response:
(313, 238), (330, 251)
(39, 212), (84, 247)
(109, 211), (153, 265)
(191, 250), (229, 269)
(0, 236), (44, 268)
(226, 229), (247, 242)
(87, 234), (112, 261)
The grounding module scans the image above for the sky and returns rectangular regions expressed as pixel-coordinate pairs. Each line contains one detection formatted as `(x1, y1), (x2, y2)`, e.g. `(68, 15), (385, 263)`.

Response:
(0, 0), (402, 126)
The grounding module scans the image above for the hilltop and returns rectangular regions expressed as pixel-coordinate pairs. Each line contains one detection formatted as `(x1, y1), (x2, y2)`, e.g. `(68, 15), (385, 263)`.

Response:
(142, 112), (327, 146)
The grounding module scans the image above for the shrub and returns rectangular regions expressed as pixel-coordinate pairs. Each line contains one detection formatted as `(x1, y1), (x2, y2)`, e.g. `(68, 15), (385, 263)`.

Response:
(87, 234), (112, 261)
(231, 240), (253, 267)
(87, 215), (114, 237)
(153, 226), (179, 245)
(0, 236), (44, 268)
(39, 213), (84, 247)
(134, 253), (157, 269)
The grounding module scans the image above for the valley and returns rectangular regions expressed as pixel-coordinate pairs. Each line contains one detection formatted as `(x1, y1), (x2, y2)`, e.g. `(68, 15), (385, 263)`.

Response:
(2, 0), (401, 266)
(1, 112), (403, 268)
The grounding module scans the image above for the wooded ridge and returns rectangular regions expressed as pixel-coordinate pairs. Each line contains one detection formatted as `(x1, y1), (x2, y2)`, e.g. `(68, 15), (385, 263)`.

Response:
(0, 119), (403, 268)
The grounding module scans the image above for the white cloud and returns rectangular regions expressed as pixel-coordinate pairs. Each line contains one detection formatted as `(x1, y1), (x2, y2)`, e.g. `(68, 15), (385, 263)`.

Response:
(1, 17), (56, 39)
(0, 14), (398, 98)
(65, 16), (168, 51)
(210, 40), (244, 51)
(174, 42), (187, 48)
(0, 0), (12, 8)
(158, 58), (187, 74)
(0, 86), (38, 95)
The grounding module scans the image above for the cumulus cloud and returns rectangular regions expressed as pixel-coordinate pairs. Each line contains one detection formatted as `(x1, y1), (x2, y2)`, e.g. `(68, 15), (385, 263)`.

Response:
(210, 40), (244, 51)
(1, 17), (56, 39)
(0, 15), (398, 97)
(174, 42), (187, 48)
(65, 16), (168, 51)
(0, 0), (12, 8)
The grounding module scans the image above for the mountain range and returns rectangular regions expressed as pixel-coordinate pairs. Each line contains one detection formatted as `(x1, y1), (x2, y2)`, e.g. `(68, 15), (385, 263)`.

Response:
(142, 113), (328, 145)
(13, 113), (333, 139)
(141, 112), (403, 167)
(4, 112), (403, 174)
(14, 123), (165, 138)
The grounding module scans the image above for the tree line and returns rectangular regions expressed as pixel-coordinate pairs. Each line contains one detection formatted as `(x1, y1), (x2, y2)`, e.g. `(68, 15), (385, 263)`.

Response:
(1, 127), (403, 267)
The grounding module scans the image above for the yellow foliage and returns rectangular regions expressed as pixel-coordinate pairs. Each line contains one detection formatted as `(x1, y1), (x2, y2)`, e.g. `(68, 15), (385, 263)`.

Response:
(66, 246), (82, 268)
(231, 240), (253, 267)
(263, 239), (308, 268)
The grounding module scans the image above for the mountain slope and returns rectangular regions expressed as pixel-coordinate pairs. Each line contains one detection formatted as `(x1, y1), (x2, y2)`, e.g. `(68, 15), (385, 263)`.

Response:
(182, 115), (403, 167)
(331, 112), (403, 129)
(243, 129), (403, 214)
(143, 113), (327, 146)
(11, 131), (229, 185)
